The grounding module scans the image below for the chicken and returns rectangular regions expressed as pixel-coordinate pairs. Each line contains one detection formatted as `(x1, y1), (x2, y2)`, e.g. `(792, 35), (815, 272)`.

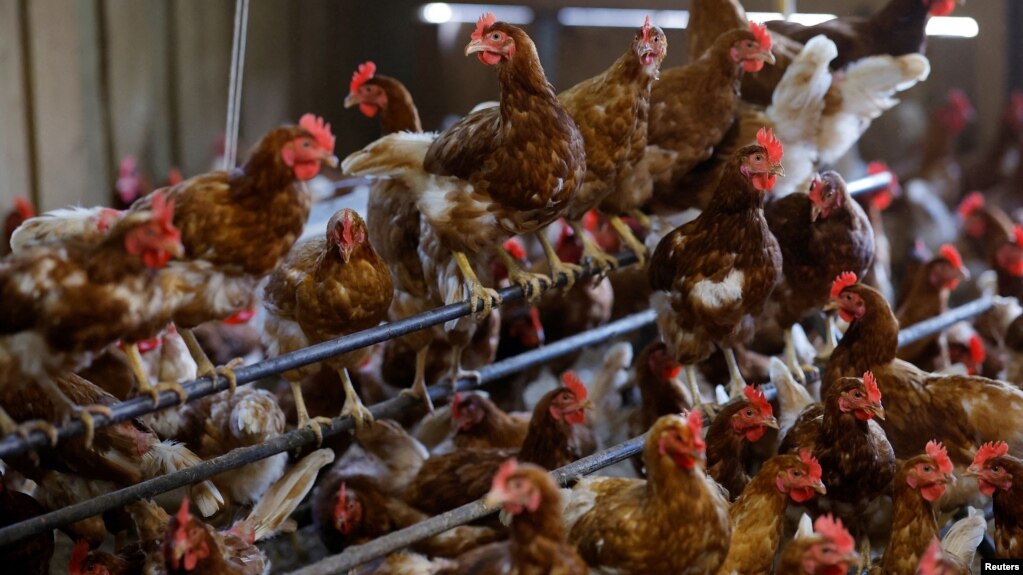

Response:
(627, 341), (691, 452)
(562, 412), (730, 574)
(8, 204), (123, 254)
(824, 273), (1023, 505)
(344, 62), (441, 409)
(896, 245), (969, 371)
(716, 451), (827, 575)
(404, 376), (591, 516)
(261, 208), (392, 440)
(451, 392), (529, 450)
(175, 386), (287, 507)
(775, 514), (860, 575)
(0, 476), (53, 575)
(763, 170), (874, 380)
(2, 196), (34, 255)
(1, 372), (224, 518)
(343, 13), (585, 312)
(113, 154), (150, 210)
(313, 419), (499, 557)
(765, 0), (957, 70)
(903, 89), (975, 206)
(705, 384), (779, 500)
(963, 90), (1023, 193)
(556, 17), (667, 268)
(649, 128), (784, 398)
(437, 459), (588, 575)
(125, 114), (337, 402)
(966, 441), (1023, 558)
(0, 193), (183, 440)
(648, 23), (775, 204)
(956, 191), (1015, 275)
(874, 442), (970, 575)
(779, 371), (895, 557)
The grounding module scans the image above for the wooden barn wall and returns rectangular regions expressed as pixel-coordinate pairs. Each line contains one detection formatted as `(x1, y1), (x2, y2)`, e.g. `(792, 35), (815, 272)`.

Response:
(0, 0), (1010, 219)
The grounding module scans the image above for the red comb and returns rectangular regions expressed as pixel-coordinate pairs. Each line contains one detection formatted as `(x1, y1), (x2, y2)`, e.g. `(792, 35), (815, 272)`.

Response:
(451, 393), (463, 419)
(957, 191), (985, 219)
(69, 539), (90, 573)
(349, 61), (376, 95)
(167, 167), (184, 186)
(973, 441), (1009, 468)
(938, 244), (964, 270)
(926, 440), (953, 474)
(641, 15), (652, 40)
(749, 21), (772, 51)
(177, 498), (191, 524)
(862, 371), (882, 404)
(223, 309), (255, 324)
(503, 237), (526, 261)
(472, 12), (497, 42)
(830, 271), (857, 298)
(1014, 225), (1023, 246)
(685, 409), (704, 438)
(561, 371), (588, 400)
(298, 114), (336, 154)
(493, 458), (517, 491)
(583, 210), (599, 233)
(800, 449), (822, 480)
(968, 335), (986, 365)
(119, 155), (137, 176)
(814, 514), (854, 554)
(529, 306), (545, 340)
(13, 196), (34, 220)
(742, 384), (773, 416)
(134, 335), (162, 354)
(946, 89), (974, 118)
(756, 126), (783, 164)
(866, 161), (897, 210)
(333, 481), (348, 522)
(150, 191), (176, 230)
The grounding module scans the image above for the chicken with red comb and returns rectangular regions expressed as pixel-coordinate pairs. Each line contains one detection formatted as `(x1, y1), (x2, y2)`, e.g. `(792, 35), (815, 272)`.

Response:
(896, 243), (969, 371)
(704, 384), (779, 500)
(2, 197), (34, 256)
(649, 127), (783, 400)
(343, 12), (585, 317)
(777, 513), (861, 574)
(966, 441), (1023, 558)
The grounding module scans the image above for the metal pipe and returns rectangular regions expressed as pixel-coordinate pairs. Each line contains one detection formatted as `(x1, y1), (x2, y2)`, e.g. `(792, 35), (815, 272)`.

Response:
(846, 172), (893, 197)
(0, 251), (638, 458)
(0, 310), (654, 547)
(286, 434), (648, 575)
(897, 296), (994, 347)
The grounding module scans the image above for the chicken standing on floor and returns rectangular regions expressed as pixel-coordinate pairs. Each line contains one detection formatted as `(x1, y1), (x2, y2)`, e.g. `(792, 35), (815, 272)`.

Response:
(261, 208), (392, 440)
(343, 12), (585, 312)
(563, 412), (731, 574)
(649, 128), (784, 400)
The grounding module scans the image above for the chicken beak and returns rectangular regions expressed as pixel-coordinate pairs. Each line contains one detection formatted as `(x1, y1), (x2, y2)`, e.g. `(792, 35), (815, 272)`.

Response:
(870, 404), (886, 421)
(822, 300), (839, 313)
(813, 480), (827, 494)
(964, 465), (980, 477)
(340, 245), (353, 264)
(769, 162), (785, 177)
(957, 266), (971, 281)
(168, 241), (185, 259)
(757, 49), (777, 65)
(762, 415), (780, 430)
(321, 150), (340, 168)
(465, 39), (486, 56)
(343, 92), (360, 109)
(482, 488), (506, 510)
(841, 549), (862, 564)
(810, 204), (823, 223)
(945, 472), (958, 485)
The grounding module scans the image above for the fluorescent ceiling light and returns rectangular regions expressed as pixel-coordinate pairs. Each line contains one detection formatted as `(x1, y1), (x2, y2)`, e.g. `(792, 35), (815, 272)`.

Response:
(926, 16), (979, 38)
(418, 3), (534, 25)
(558, 8), (686, 29)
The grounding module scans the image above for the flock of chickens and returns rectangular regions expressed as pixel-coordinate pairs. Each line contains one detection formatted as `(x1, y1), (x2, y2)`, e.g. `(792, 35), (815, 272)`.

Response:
(3, 0), (1023, 572)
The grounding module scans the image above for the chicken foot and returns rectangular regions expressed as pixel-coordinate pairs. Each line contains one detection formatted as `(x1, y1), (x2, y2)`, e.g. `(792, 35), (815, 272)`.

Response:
(454, 251), (501, 319)
(123, 342), (189, 405)
(288, 380), (334, 446)
(684, 365), (719, 419)
(398, 347), (434, 413)
(783, 328), (808, 384)
(497, 246), (549, 302)
(609, 215), (648, 266)
(568, 220), (618, 275)
(0, 407), (59, 446)
(817, 313), (840, 361)
(338, 367), (374, 430)
(537, 232), (582, 290)
(445, 344), (482, 392)
(628, 209), (651, 231)
(723, 347), (748, 399)
(177, 326), (241, 394)
(38, 376), (112, 449)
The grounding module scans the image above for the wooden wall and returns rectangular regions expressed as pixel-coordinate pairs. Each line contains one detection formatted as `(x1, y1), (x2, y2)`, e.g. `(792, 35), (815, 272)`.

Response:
(0, 0), (1011, 219)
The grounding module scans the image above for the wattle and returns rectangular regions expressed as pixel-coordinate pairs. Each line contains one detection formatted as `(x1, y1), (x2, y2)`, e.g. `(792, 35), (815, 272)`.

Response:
(565, 410), (586, 425)
(743, 59), (765, 73)
(979, 481), (997, 497)
(293, 160), (321, 181)
(359, 103), (379, 118)
(789, 486), (816, 503)
(853, 409), (873, 421)
(838, 309), (855, 323)
(921, 483), (947, 502)
(477, 51), (503, 66)
(744, 426), (766, 442)
(752, 173), (776, 191)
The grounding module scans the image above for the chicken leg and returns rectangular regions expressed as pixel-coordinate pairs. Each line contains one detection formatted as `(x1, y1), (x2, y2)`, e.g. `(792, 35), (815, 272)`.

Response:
(123, 342), (189, 405)
(446, 344), (482, 392)
(337, 367), (373, 430)
(817, 313), (840, 361)
(628, 209), (652, 231)
(288, 379), (334, 445)
(398, 347), (434, 413)
(684, 365), (719, 419)
(177, 327), (241, 394)
(454, 251), (500, 319)
(38, 376), (113, 449)
(0, 408), (59, 446)
(568, 220), (618, 274)
(609, 215), (648, 266)
(783, 328), (808, 384)
(723, 347), (747, 399)
(537, 232), (582, 290)
(496, 246), (549, 302)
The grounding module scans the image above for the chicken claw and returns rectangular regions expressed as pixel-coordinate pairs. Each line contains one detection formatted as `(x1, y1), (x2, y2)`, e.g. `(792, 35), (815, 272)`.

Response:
(610, 215), (648, 266)
(628, 209), (652, 231)
(287, 380), (333, 445)
(538, 232), (582, 290)
(454, 251), (501, 318)
(399, 348), (435, 413)
(338, 368), (374, 430)
(73, 404), (114, 450)
(15, 420), (60, 446)
(569, 221), (618, 276)
(497, 246), (549, 302)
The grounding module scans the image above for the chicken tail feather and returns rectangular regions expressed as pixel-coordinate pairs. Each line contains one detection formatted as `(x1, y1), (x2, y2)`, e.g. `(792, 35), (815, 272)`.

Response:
(143, 441), (224, 517)
(940, 506), (986, 566)
(244, 447), (335, 541)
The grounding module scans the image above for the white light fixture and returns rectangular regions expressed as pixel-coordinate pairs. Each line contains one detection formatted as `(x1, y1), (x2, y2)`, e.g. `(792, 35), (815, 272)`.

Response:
(418, 3), (534, 26)
(926, 16), (979, 38)
(557, 8), (685, 29)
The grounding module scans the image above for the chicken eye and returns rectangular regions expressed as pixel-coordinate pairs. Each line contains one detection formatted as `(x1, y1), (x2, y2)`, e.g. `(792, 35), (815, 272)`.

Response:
(853, 391), (863, 398)
(923, 465), (932, 472)
(792, 470), (802, 477)
(491, 32), (502, 41)
(744, 409), (754, 417)
(993, 465), (1003, 472)
(754, 154), (763, 161)
(302, 140), (312, 148)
